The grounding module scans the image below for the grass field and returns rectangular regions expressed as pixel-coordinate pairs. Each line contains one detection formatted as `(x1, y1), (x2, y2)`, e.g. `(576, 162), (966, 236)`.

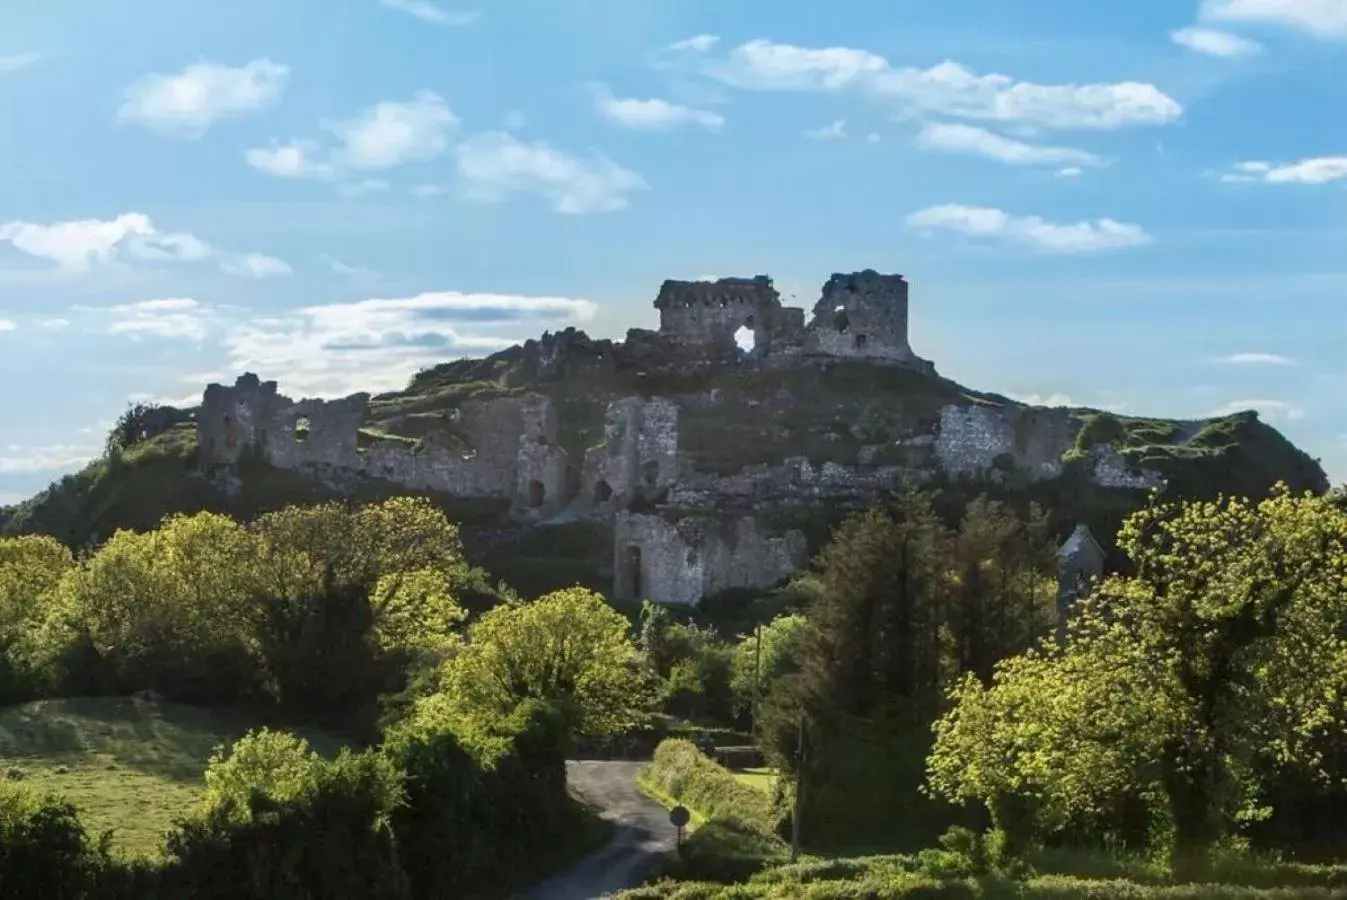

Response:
(0, 696), (349, 860)
(732, 767), (778, 795)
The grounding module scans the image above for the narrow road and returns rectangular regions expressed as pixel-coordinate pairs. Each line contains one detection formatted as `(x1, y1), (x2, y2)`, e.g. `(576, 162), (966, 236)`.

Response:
(520, 760), (678, 900)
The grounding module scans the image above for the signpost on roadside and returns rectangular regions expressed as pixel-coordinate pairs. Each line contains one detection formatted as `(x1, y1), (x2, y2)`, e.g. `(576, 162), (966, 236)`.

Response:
(669, 805), (690, 851)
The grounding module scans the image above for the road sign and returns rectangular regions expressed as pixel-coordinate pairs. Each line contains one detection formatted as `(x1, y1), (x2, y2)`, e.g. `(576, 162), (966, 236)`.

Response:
(669, 805), (690, 829)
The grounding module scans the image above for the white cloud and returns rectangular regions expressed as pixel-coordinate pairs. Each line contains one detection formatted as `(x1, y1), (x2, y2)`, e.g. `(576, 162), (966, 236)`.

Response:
(0, 212), (287, 277)
(219, 253), (293, 278)
(668, 35), (721, 53)
(805, 120), (847, 140)
(0, 52), (41, 74)
(378, 0), (480, 26)
(410, 183), (445, 197)
(454, 131), (646, 214)
(248, 91), (458, 185)
(0, 444), (100, 474)
(682, 39), (1182, 131)
(905, 204), (1153, 253)
(104, 297), (211, 341)
(0, 319), (16, 332)
(38, 318), (70, 330)
(916, 122), (1104, 167)
(1206, 398), (1305, 421)
(1170, 27), (1264, 56)
(0, 213), (156, 270)
(321, 255), (379, 280)
(591, 84), (724, 131)
(325, 90), (458, 169)
(244, 140), (338, 180)
(118, 59), (289, 138)
(223, 290), (598, 397)
(1202, 0), (1347, 38)
(1216, 352), (1295, 365)
(1221, 156), (1347, 184)
(1057, 166), (1084, 178)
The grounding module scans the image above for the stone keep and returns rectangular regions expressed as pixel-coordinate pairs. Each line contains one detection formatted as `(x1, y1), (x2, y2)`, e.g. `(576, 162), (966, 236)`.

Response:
(804, 270), (914, 362)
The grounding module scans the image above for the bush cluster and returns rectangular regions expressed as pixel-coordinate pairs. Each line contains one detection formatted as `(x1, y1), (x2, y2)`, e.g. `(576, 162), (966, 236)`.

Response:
(642, 739), (789, 883)
(0, 699), (580, 898)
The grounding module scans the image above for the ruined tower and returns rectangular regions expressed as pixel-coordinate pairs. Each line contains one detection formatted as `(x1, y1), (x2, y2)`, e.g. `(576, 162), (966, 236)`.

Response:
(805, 270), (913, 362)
(653, 275), (802, 355)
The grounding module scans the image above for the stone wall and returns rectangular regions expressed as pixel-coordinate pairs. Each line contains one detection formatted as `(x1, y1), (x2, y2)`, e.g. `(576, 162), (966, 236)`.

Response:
(934, 403), (1166, 489)
(197, 374), (569, 506)
(654, 275), (804, 355)
(582, 397), (680, 510)
(612, 511), (808, 607)
(665, 456), (924, 511)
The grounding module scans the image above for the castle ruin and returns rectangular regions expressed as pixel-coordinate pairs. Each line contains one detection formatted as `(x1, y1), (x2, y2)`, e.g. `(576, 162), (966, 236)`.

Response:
(194, 270), (1161, 606)
(640, 270), (933, 372)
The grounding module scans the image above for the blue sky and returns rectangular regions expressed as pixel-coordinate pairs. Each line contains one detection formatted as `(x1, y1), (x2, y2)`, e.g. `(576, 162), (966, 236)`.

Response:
(2, 0), (1346, 504)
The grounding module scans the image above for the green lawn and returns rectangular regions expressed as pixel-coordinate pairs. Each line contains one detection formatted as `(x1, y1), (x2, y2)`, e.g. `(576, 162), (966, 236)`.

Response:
(0, 696), (349, 860)
(732, 767), (778, 795)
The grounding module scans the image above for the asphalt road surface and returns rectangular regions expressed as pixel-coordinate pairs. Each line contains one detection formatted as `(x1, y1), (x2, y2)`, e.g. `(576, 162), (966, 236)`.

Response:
(520, 760), (678, 900)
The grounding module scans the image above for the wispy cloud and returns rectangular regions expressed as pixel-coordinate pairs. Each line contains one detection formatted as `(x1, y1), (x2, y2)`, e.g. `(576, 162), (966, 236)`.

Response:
(1215, 352), (1296, 365)
(1206, 398), (1305, 422)
(0, 52), (41, 74)
(916, 122), (1105, 168)
(0, 319), (16, 332)
(101, 298), (213, 342)
(1201, 0), (1347, 39)
(377, 0), (480, 26)
(0, 444), (101, 474)
(219, 253), (293, 278)
(0, 212), (288, 277)
(662, 37), (1183, 131)
(1220, 157), (1347, 185)
(905, 204), (1152, 253)
(454, 131), (646, 214)
(118, 59), (289, 138)
(224, 290), (598, 397)
(1170, 27), (1264, 56)
(590, 83), (724, 131)
(804, 120), (847, 140)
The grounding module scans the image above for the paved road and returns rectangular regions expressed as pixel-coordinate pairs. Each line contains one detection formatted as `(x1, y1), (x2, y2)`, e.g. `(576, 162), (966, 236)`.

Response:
(520, 760), (678, 900)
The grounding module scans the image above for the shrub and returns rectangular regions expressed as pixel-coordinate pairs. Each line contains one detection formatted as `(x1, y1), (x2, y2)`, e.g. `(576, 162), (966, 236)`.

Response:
(0, 782), (106, 899)
(646, 739), (781, 835)
(159, 729), (406, 898)
(383, 697), (579, 898)
(643, 739), (789, 883)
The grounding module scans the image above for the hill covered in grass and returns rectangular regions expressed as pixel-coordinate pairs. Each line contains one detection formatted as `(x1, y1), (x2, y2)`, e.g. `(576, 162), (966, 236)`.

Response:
(0, 332), (1329, 598)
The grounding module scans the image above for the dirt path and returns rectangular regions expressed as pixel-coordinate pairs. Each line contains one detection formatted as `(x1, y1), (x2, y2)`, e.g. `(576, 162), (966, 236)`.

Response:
(519, 760), (678, 900)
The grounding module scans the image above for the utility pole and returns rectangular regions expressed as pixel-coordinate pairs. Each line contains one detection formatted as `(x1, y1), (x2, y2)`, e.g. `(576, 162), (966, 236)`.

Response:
(751, 622), (762, 744)
(790, 715), (805, 862)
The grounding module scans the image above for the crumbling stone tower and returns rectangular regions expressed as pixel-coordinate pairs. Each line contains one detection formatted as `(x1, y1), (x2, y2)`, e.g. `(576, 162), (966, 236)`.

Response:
(805, 270), (913, 362)
(653, 275), (803, 355)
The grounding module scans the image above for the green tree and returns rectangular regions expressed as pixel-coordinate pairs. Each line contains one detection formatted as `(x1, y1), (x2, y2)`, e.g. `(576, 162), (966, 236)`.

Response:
(49, 512), (257, 700)
(104, 401), (162, 455)
(439, 587), (657, 739)
(928, 487), (1347, 874)
(244, 498), (471, 721)
(730, 612), (807, 717)
(0, 536), (73, 698)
